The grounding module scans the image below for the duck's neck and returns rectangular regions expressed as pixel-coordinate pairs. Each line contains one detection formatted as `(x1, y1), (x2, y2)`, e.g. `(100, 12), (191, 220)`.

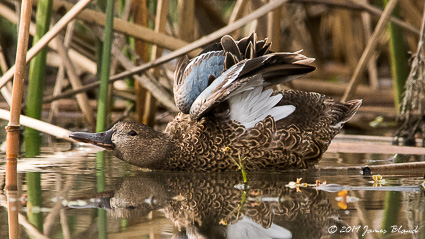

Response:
(116, 132), (177, 170)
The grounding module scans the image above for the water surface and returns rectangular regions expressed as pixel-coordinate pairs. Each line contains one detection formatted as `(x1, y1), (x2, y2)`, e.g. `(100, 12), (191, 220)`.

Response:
(0, 132), (424, 239)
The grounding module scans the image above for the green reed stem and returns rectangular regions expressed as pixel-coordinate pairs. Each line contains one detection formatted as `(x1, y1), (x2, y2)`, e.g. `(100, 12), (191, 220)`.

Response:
(384, 0), (409, 111)
(25, 0), (52, 132)
(96, 0), (114, 132)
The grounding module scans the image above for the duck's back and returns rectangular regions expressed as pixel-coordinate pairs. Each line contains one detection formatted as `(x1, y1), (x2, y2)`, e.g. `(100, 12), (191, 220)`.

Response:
(164, 90), (361, 172)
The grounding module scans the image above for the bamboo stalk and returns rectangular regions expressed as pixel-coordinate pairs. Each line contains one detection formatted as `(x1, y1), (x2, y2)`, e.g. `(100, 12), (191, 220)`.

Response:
(0, 0), (91, 89)
(96, 0), (114, 132)
(341, 0), (398, 102)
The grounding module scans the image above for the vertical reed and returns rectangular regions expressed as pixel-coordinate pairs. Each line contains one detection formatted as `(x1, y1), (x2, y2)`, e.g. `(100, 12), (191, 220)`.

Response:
(96, 0), (114, 132)
(25, 0), (52, 125)
(384, 0), (409, 111)
(6, 0), (33, 238)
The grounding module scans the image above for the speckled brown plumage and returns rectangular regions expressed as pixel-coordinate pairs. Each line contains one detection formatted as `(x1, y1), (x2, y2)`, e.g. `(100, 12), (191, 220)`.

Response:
(163, 90), (361, 171)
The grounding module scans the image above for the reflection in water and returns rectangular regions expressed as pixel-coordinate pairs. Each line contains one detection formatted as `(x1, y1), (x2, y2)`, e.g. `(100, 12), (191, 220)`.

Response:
(69, 172), (339, 239)
(25, 131), (44, 235)
(6, 190), (19, 239)
(96, 151), (107, 239)
(1, 142), (424, 238)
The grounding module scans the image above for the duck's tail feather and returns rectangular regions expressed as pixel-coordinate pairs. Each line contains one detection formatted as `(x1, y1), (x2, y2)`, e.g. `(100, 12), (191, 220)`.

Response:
(326, 99), (362, 129)
(340, 99), (363, 123)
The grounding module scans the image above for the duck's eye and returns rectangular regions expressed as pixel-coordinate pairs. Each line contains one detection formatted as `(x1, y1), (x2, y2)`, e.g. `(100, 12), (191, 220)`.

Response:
(128, 130), (138, 136)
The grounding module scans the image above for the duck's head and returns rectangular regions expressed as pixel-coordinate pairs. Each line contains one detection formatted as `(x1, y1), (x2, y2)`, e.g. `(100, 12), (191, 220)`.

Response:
(69, 121), (173, 169)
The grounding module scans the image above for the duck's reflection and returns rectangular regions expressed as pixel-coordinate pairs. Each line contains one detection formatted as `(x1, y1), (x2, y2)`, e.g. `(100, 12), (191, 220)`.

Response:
(69, 172), (340, 238)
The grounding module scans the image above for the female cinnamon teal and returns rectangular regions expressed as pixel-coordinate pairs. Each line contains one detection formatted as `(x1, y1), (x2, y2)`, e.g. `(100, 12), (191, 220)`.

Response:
(70, 33), (362, 172)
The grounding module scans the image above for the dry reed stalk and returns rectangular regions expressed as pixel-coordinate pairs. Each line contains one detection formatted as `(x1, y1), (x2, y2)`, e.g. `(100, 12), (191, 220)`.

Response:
(54, 35), (96, 130)
(6, 190), (20, 239)
(228, 0), (247, 39)
(0, 2), (96, 77)
(111, 0), (291, 81)
(132, 0), (151, 124)
(399, 0), (422, 28)
(6, 1), (32, 238)
(195, 0), (226, 36)
(43, 175), (74, 236)
(399, 0), (422, 52)
(267, 2), (281, 51)
(42, 0), (292, 105)
(281, 6), (315, 59)
(68, 25), (178, 112)
(178, 0), (195, 42)
(111, 41), (178, 112)
(341, 0), (398, 102)
(141, 0), (169, 125)
(109, 0), (132, 76)
(0, 192), (53, 239)
(289, 0), (419, 36)
(360, 0), (379, 89)
(0, 0), (91, 89)
(0, 43), (12, 106)
(42, 0), (196, 56)
(6, 0), (32, 190)
(328, 141), (425, 155)
(292, 79), (393, 100)
(48, 20), (76, 123)
(319, 161), (425, 173)
(229, 0), (247, 23)
(0, 109), (74, 141)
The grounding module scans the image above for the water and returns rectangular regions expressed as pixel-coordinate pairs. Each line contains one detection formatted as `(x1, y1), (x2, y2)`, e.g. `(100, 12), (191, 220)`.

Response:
(0, 134), (424, 238)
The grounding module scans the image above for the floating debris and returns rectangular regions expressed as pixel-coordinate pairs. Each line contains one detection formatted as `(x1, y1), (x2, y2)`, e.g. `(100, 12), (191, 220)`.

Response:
(335, 190), (360, 209)
(370, 174), (387, 186)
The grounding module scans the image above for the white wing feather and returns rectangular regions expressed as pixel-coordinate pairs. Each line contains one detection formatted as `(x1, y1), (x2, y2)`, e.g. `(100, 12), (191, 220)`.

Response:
(229, 86), (295, 129)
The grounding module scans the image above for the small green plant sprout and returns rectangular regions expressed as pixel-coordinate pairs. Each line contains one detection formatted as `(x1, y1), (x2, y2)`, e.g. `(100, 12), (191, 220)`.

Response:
(225, 147), (248, 186)
(370, 174), (387, 186)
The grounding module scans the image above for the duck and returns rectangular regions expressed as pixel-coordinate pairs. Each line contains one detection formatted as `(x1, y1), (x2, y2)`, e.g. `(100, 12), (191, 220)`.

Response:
(70, 33), (362, 172)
